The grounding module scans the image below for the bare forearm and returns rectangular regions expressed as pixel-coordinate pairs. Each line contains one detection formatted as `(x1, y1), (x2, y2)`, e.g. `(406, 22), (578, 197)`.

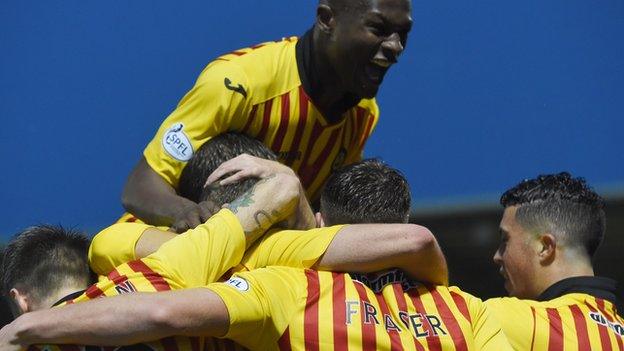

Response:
(4, 289), (229, 347)
(122, 157), (196, 226)
(227, 173), (300, 247)
(316, 224), (449, 285)
(7, 293), (173, 346)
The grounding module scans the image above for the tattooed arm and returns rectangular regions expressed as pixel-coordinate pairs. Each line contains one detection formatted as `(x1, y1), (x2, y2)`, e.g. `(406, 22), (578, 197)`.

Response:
(225, 172), (300, 248)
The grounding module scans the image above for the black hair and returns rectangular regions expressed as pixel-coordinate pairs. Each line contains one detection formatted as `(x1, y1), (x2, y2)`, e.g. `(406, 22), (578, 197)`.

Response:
(500, 172), (606, 257)
(1, 225), (93, 314)
(178, 132), (277, 205)
(320, 159), (410, 225)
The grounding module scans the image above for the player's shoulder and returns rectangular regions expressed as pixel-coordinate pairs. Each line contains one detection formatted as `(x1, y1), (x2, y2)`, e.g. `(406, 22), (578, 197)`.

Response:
(199, 37), (300, 103)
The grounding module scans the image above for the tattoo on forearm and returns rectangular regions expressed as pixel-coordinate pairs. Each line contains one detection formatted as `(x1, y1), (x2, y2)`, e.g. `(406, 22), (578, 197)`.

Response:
(245, 209), (280, 237)
(227, 191), (255, 213)
(226, 175), (276, 213)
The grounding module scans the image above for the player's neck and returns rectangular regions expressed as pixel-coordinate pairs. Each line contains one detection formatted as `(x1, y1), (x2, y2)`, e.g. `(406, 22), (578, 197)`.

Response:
(37, 284), (87, 311)
(537, 255), (595, 298)
(310, 28), (359, 121)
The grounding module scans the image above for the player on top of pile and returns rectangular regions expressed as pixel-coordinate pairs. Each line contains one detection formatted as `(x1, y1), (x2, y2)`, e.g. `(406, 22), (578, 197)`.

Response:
(122, 0), (413, 232)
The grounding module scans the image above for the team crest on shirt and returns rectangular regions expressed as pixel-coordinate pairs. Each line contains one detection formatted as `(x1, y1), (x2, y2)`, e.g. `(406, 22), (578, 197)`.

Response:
(162, 123), (193, 161)
(226, 277), (250, 292)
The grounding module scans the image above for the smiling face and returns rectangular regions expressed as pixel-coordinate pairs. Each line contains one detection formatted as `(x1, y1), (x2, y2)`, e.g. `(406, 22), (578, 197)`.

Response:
(493, 206), (541, 299)
(326, 0), (412, 98)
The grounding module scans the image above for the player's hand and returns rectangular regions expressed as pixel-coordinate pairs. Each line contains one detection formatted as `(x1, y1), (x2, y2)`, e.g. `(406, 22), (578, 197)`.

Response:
(169, 199), (221, 233)
(204, 153), (296, 186)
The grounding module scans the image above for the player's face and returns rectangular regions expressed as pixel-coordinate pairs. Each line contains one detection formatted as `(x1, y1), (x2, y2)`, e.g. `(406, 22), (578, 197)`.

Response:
(493, 206), (541, 299)
(330, 0), (412, 98)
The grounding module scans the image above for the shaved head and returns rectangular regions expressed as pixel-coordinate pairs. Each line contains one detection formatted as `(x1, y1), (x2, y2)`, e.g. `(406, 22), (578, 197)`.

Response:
(320, 0), (370, 14)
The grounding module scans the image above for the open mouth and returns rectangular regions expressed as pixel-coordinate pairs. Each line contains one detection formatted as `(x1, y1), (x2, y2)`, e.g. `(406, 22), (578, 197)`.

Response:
(363, 61), (389, 85)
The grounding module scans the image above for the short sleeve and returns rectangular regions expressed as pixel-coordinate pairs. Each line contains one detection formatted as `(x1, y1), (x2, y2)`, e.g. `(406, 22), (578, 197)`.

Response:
(485, 297), (534, 350)
(240, 225), (346, 271)
(88, 223), (153, 276)
(143, 60), (252, 187)
(207, 267), (305, 349)
(142, 209), (246, 288)
(463, 292), (513, 351)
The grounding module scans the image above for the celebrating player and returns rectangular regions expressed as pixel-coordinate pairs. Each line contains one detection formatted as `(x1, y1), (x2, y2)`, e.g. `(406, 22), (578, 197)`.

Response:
(486, 172), (624, 350)
(1, 160), (511, 350)
(122, 0), (413, 232)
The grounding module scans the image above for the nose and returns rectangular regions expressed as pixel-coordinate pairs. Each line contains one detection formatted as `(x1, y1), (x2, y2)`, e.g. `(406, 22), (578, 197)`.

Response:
(381, 33), (404, 63)
(493, 250), (502, 265)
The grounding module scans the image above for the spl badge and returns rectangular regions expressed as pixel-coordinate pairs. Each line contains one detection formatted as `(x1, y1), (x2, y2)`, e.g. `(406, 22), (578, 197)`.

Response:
(162, 123), (193, 161)
(226, 277), (250, 292)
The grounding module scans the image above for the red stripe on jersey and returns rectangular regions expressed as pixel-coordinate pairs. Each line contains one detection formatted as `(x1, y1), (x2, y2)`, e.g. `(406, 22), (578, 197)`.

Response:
(374, 290), (404, 350)
(278, 327), (292, 351)
(230, 51), (246, 56)
(127, 216), (137, 223)
(354, 281), (378, 351)
(127, 260), (171, 291)
(408, 288), (442, 351)
(160, 337), (180, 351)
(285, 87), (309, 167)
(351, 108), (363, 146)
(530, 307), (537, 350)
(256, 100), (273, 141)
(332, 273), (349, 351)
(359, 111), (375, 149)
(304, 270), (320, 351)
(449, 291), (471, 324)
(546, 308), (564, 351)
(241, 105), (258, 134)
(271, 93), (291, 151)
(596, 299), (624, 350)
(430, 289), (468, 351)
(298, 121), (323, 177)
(301, 128), (340, 188)
(392, 284), (425, 351)
(587, 302), (614, 351)
(85, 283), (106, 299)
(569, 305), (591, 350)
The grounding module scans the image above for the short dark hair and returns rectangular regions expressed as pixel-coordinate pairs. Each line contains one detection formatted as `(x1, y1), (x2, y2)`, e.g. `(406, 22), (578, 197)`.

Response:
(178, 133), (277, 205)
(1, 225), (93, 314)
(320, 159), (411, 225)
(500, 172), (606, 257)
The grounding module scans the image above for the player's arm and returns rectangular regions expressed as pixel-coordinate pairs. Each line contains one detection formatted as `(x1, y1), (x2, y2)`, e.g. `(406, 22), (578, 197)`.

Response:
(0, 288), (230, 348)
(122, 61), (251, 233)
(206, 153), (316, 231)
(315, 223), (449, 285)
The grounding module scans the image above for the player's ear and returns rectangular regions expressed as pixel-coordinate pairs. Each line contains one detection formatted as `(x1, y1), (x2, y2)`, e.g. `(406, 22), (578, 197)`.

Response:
(537, 233), (557, 265)
(9, 288), (30, 315)
(315, 212), (325, 228)
(316, 3), (335, 34)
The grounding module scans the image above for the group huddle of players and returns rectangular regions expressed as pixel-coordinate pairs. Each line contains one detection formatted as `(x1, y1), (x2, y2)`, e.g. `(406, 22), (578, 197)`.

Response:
(1, 0), (623, 349)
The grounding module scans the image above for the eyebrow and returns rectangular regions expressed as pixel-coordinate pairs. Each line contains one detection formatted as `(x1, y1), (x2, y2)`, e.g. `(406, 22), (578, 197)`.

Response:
(367, 12), (413, 28)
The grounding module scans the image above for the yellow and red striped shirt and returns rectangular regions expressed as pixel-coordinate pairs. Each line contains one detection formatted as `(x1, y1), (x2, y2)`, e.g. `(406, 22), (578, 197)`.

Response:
(143, 32), (379, 203)
(486, 293), (624, 350)
(29, 209), (246, 351)
(209, 267), (512, 350)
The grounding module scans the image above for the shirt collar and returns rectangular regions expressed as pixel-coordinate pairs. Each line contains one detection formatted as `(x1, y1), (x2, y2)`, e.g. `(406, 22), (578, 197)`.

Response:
(538, 276), (618, 304)
(51, 289), (85, 307)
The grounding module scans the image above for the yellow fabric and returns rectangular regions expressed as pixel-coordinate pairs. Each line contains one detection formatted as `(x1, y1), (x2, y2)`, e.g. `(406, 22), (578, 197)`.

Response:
(237, 225), (346, 272)
(486, 294), (624, 350)
(114, 212), (146, 224)
(88, 222), (152, 276)
(143, 37), (379, 202)
(209, 267), (512, 351)
(33, 209), (246, 351)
